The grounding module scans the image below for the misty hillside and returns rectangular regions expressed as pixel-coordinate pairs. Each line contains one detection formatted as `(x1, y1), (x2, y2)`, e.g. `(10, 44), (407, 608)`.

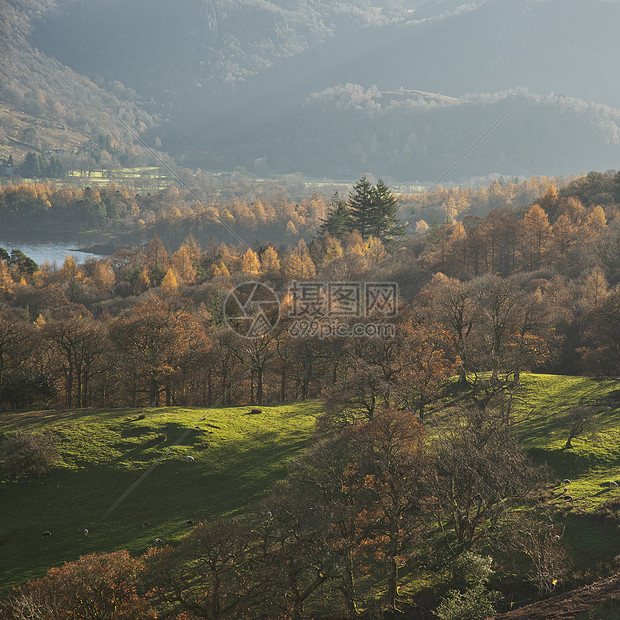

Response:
(2, 0), (620, 180)
(167, 86), (620, 181)
(35, 0), (620, 107)
(0, 0), (160, 160)
(33, 0), (419, 97)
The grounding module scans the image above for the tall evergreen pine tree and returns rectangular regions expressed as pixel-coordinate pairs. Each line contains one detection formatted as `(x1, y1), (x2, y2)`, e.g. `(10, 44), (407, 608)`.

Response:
(369, 178), (405, 244)
(347, 176), (373, 240)
(319, 192), (352, 238)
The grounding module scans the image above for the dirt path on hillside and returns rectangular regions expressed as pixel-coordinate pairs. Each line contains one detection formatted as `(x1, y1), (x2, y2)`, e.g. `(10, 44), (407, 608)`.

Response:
(493, 573), (620, 619)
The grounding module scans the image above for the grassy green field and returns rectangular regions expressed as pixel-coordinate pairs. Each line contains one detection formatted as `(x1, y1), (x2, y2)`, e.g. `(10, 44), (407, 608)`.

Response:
(512, 374), (620, 513)
(63, 166), (173, 190)
(1, 374), (619, 600)
(0, 403), (321, 595)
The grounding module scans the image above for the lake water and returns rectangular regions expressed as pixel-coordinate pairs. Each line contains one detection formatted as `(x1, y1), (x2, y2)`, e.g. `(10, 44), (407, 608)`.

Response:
(0, 239), (103, 268)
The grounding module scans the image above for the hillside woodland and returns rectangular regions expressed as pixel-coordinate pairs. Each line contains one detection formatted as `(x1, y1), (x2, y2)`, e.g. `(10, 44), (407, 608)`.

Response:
(4, 1), (620, 178)
(0, 172), (618, 617)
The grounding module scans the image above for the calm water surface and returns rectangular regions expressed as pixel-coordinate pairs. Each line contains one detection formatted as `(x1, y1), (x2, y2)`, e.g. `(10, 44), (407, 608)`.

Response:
(0, 239), (102, 267)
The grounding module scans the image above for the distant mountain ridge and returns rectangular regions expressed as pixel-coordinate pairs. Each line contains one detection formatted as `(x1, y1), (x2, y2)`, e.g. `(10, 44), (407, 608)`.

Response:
(0, 0), (159, 160)
(2, 0), (620, 181)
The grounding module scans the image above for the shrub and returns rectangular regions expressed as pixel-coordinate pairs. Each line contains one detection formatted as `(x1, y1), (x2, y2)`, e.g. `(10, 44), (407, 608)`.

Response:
(434, 553), (501, 620)
(0, 431), (59, 479)
(449, 552), (494, 590)
(1, 551), (156, 620)
(434, 584), (501, 620)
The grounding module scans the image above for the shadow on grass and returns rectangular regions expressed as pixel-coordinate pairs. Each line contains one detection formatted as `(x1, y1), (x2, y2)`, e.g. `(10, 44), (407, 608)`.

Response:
(0, 423), (313, 595)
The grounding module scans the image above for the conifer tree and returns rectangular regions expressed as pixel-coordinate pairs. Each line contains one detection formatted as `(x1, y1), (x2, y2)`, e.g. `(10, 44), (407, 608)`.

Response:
(347, 176), (373, 239)
(347, 177), (404, 244)
(161, 268), (178, 290)
(319, 193), (352, 239)
(241, 248), (261, 276)
(369, 178), (405, 244)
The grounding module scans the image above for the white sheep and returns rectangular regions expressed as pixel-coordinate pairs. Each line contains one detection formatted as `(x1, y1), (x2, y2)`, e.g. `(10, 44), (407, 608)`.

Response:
(186, 456), (195, 463)
(83, 529), (89, 536)
(609, 481), (618, 488)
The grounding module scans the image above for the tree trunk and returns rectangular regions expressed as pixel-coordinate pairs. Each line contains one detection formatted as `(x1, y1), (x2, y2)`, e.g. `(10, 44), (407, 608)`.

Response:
(302, 346), (312, 400)
(65, 362), (74, 409)
(387, 522), (400, 612)
(207, 368), (213, 406)
(256, 366), (264, 405)
(340, 555), (358, 618)
(280, 363), (286, 402)
(150, 376), (158, 407)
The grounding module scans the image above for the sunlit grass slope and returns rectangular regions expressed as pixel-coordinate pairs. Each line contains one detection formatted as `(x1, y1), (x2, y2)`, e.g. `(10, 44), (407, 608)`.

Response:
(0, 403), (321, 594)
(514, 374), (620, 513)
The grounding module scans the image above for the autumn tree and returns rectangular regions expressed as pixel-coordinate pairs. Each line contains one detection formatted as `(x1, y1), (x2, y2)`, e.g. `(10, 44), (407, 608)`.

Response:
(145, 235), (170, 285)
(349, 409), (427, 612)
(473, 275), (531, 381)
(172, 245), (197, 283)
(241, 248), (261, 277)
(161, 268), (178, 291)
(432, 408), (542, 548)
(5, 551), (156, 620)
(111, 297), (208, 406)
(91, 260), (116, 291)
(580, 288), (620, 375)
(0, 308), (31, 412)
(395, 321), (455, 420)
(521, 204), (551, 271)
(144, 519), (256, 618)
(537, 184), (559, 220)
(254, 482), (337, 618)
(0, 260), (13, 291)
(207, 327), (243, 406)
(282, 240), (316, 281)
(44, 305), (107, 408)
(233, 332), (276, 405)
(503, 514), (568, 594)
(260, 245), (281, 281)
(416, 274), (478, 383)
(289, 408), (428, 615)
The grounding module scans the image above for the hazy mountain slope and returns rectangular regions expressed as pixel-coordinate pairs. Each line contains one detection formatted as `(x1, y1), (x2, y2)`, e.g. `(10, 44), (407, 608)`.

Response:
(34, 0), (620, 108)
(162, 0), (620, 178)
(167, 86), (620, 181)
(7, 0), (620, 181)
(0, 0), (158, 157)
(32, 0), (418, 99)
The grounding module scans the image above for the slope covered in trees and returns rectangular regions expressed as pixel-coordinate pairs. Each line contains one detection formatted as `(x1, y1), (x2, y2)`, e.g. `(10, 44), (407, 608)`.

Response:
(0, 0), (161, 167)
(1, 376), (619, 615)
(1, 0), (618, 180)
